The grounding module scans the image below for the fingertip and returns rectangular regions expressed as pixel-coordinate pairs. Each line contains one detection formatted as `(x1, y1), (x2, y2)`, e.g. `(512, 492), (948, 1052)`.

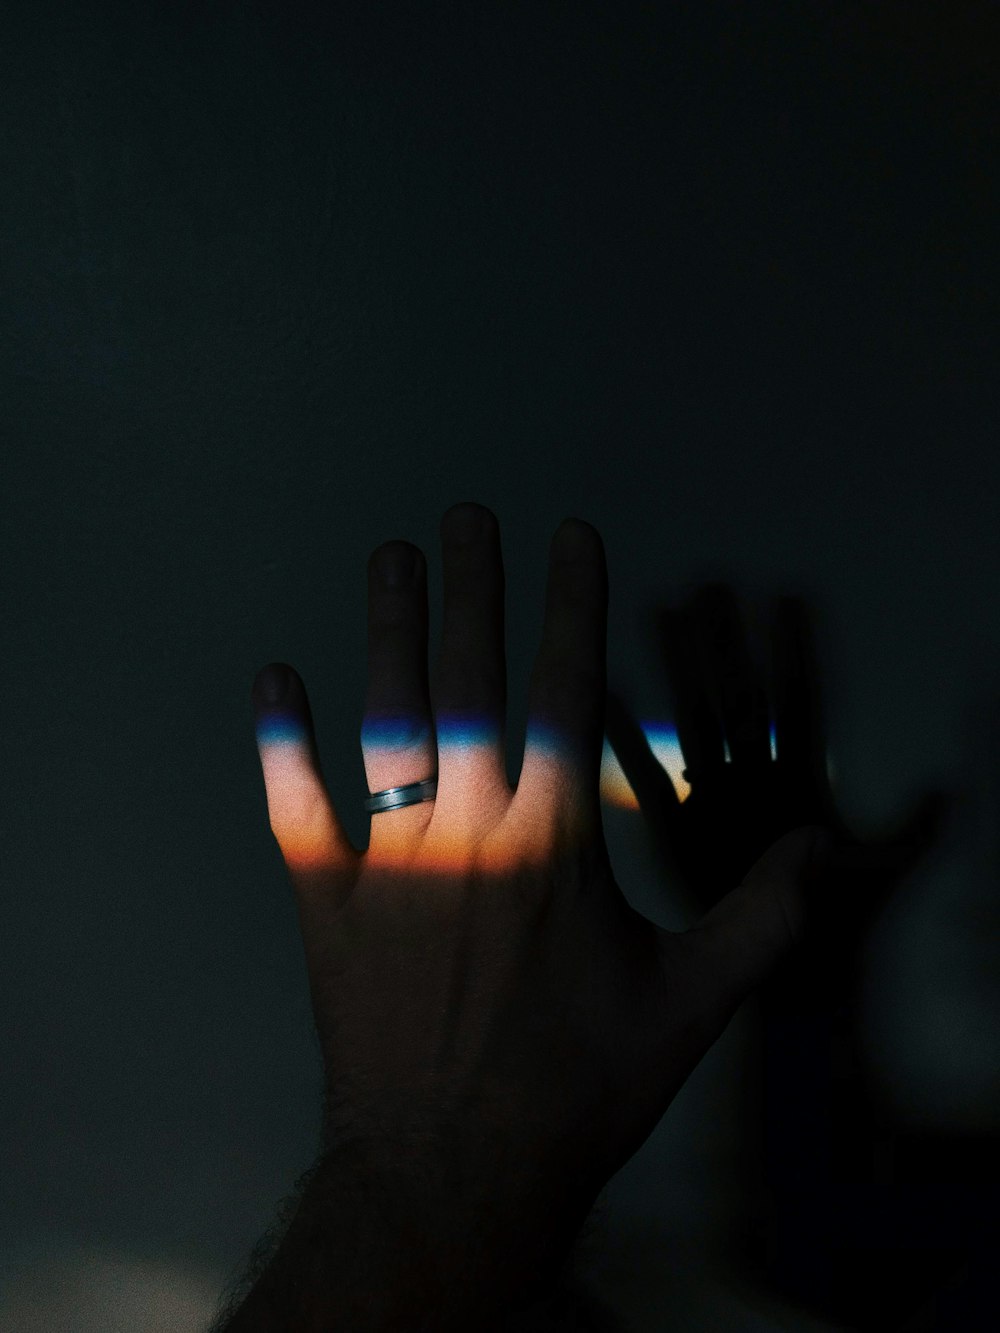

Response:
(369, 541), (424, 588)
(250, 674), (357, 880)
(553, 517), (604, 561)
(441, 500), (497, 542)
(252, 664), (319, 756)
(252, 661), (296, 707)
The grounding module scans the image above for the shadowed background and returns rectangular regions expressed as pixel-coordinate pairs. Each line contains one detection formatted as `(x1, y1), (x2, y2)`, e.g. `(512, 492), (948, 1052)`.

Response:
(1, 2), (997, 1328)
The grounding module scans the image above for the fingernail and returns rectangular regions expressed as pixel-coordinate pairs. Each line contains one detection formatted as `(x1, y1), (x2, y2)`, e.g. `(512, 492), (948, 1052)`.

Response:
(256, 663), (291, 705)
(555, 519), (593, 558)
(446, 503), (485, 542)
(377, 543), (417, 587)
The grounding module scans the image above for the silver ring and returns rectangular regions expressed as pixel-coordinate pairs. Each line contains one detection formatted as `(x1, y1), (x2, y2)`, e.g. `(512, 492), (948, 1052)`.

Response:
(364, 776), (438, 814)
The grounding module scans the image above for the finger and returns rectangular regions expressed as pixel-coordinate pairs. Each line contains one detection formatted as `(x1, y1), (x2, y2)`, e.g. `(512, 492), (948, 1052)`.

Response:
(655, 603), (727, 784)
(680, 825), (829, 1030)
(430, 503), (510, 829)
(252, 662), (361, 904)
(516, 519), (608, 848)
(879, 787), (957, 880)
(771, 594), (828, 784)
(361, 540), (438, 861)
(604, 688), (683, 817)
(688, 583), (772, 768)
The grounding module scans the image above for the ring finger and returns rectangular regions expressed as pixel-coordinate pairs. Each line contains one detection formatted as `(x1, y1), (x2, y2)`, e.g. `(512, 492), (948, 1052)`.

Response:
(361, 539), (437, 860)
(689, 583), (772, 768)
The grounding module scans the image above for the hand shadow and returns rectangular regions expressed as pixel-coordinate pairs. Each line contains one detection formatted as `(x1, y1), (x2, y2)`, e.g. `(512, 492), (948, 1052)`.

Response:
(605, 581), (994, 1330)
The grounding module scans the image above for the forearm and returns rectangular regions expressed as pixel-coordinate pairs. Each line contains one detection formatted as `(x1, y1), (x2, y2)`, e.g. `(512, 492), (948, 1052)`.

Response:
(217, 1137), (596, 1332)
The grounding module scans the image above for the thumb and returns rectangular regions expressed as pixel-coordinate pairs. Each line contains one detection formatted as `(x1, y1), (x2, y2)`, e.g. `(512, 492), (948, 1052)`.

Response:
(882, 786), (957, 880)
(684, 825), (831, 1017)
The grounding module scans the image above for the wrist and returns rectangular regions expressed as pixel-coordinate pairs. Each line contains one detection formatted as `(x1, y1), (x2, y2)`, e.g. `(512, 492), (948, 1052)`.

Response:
(220, 1134), (598, 1331)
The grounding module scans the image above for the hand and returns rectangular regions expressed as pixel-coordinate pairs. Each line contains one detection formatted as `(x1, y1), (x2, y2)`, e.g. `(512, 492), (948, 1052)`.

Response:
(605, 581), (967, 1325)
(605, 582), (956, 953)
(246, 505), (830, 1321)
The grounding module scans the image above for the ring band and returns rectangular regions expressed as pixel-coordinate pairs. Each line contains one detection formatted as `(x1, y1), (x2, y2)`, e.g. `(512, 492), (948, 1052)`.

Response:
(364, 776), (438, 814)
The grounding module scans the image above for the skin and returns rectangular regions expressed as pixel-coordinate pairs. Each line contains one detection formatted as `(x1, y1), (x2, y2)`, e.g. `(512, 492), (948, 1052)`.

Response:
(243, 501), (834, 1325)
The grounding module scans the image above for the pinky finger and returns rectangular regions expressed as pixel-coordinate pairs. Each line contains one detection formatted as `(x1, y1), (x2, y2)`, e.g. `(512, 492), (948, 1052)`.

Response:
(251, 662), (361, 904)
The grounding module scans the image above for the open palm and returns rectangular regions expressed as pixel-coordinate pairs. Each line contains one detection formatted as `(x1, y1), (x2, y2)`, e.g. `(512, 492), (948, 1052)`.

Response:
(606, 580), (964, 1325)
(605, 582), (954, 950)
(247, 513), (835, 1323)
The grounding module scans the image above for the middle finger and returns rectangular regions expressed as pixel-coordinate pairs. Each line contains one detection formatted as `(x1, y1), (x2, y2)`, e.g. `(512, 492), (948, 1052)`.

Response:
(430, 502), (511, 830)
(689, 583), (772, 768)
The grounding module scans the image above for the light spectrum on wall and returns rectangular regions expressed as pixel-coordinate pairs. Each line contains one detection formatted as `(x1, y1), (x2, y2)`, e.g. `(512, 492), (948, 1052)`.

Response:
(599, 721), (779, 809)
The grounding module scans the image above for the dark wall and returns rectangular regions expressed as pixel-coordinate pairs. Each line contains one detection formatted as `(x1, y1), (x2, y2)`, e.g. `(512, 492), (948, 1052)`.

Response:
(2, 3), (996, 1328)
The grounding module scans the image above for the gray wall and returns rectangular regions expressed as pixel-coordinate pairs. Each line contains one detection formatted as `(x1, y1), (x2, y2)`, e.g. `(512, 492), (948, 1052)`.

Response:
(2, 3), (996, 1328)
